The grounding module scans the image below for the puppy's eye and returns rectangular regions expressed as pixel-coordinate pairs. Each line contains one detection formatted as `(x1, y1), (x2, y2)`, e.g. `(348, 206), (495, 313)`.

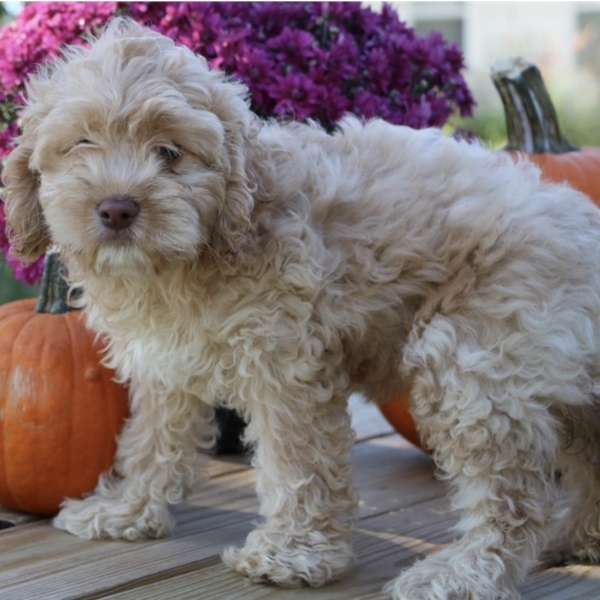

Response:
(157, 146), (181, 164)
(67, 139), (97, 155)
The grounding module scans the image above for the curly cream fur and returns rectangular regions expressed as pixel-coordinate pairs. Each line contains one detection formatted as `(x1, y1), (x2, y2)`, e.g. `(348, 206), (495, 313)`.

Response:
(5, 18), (600, 599)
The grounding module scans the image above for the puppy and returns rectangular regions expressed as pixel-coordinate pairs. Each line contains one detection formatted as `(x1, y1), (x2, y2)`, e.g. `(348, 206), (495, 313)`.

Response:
(5, 19), (600, 600)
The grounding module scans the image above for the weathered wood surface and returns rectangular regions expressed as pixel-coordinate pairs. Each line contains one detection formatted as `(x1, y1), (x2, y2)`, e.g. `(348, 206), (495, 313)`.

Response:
(1, 396), (599, 599)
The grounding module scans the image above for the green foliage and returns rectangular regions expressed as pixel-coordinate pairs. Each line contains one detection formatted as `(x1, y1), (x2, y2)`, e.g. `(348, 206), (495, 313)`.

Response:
(0, 262), (38, 305)
(0, 4), (9, 26)
(555, 107), (600, 149)
(448, 102), (600, 150)
(447, 110), (508, 149)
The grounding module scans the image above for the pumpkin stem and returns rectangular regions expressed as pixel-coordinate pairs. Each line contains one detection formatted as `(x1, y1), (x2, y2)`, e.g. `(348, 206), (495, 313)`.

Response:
(35, 249), (74, 314)
(491, 57), (578, 153)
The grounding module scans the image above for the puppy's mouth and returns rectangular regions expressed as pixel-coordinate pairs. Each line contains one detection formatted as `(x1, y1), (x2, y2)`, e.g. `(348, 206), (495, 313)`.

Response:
(98, 228), (136, 246)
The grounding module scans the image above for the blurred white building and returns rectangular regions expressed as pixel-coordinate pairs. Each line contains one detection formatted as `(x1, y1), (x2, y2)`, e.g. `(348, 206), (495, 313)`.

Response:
(378, 2), (600, 115)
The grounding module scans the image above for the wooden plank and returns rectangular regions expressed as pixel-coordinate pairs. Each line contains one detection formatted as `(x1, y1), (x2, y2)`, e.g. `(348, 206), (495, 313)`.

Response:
(5, 399), (598, 600)
(205, 451), (251, 478)
(98, 564), (600, 600)
(0, 507), (41, 529)
(348, 436), (435, 519)
(187, 435), (436, 521)
(0, 434), (438, 600)
(522, 564), (600, 599)
(66, 498), (457, 600)
(0, 514), (254, 600)
(349, 393), (396, 442)
(78, 516), (600, 600)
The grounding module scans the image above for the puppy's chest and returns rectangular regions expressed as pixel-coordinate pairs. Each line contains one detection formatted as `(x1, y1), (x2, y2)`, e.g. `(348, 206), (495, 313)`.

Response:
(102, 287), (299, 396)
(113, 310), (231, 371)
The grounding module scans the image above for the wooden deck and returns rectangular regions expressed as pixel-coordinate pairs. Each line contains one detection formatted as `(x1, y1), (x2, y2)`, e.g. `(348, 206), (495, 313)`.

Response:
(2, 397), (600, 600)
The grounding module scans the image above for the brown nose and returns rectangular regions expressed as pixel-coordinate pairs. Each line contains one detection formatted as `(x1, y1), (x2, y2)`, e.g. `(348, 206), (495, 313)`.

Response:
(97, 196), (140, 231)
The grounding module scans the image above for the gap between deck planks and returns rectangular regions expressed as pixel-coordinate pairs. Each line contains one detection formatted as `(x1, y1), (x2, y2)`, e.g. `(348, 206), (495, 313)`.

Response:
(1, 396), (600, 599)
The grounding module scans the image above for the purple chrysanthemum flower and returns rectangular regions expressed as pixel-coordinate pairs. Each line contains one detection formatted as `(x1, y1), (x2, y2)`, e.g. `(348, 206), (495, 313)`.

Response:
(269, 73), (327, 121)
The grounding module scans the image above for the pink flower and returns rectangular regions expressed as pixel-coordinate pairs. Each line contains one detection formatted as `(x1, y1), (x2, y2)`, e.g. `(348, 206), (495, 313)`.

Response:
(0, 2), (118, 93)
(6, 252), (45, 285)
(0, 202), (11, 256)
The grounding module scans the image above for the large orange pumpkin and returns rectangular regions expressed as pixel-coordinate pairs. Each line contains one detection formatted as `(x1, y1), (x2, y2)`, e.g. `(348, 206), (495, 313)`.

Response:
(0, 251), (129, 515)
(380, 58), (600, 448)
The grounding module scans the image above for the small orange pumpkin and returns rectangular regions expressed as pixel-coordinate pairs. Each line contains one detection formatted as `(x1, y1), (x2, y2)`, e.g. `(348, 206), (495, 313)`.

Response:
(381, 58), (600, 448)
(0, 251), (129, 515)
(379, 396), (421, 448)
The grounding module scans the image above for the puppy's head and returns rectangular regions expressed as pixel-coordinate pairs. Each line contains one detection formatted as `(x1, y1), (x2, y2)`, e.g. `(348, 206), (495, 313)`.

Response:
(3, 18), (255, 274)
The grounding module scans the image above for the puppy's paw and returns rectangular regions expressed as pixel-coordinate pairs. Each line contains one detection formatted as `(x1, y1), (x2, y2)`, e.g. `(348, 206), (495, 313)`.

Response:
(384, 554), (519, 600)
(223, 527), (353, 588)
(53, 494), (173, 541)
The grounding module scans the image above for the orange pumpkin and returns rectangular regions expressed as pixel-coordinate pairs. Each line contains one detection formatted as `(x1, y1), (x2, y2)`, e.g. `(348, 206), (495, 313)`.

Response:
(379, 396), (421, 448)
(492, 57), (600, 207)
(0, 251), (129, 515)
(517, 147), (600, 206)
(380, 58), (600, 448)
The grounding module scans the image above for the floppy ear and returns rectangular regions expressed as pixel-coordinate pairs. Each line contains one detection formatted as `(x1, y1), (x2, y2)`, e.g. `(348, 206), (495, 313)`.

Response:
(2, 140), (51, 263)
(210, 125), (257, 260)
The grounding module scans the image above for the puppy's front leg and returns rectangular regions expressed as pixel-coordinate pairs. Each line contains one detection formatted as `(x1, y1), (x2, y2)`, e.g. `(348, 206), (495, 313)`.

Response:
(223, 379), (357, 588)
(54, 380), (216, 541)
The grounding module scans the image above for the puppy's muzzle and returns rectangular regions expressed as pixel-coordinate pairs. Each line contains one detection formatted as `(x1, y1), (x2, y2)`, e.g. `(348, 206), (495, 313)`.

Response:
(97, 196), (140, 232)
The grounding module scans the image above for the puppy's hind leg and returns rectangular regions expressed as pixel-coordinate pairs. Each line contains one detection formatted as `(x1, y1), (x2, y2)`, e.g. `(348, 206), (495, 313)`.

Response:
(545, 413), (600, 565)
(54, 380), (216, 541)
(387, 315), (560, 600)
